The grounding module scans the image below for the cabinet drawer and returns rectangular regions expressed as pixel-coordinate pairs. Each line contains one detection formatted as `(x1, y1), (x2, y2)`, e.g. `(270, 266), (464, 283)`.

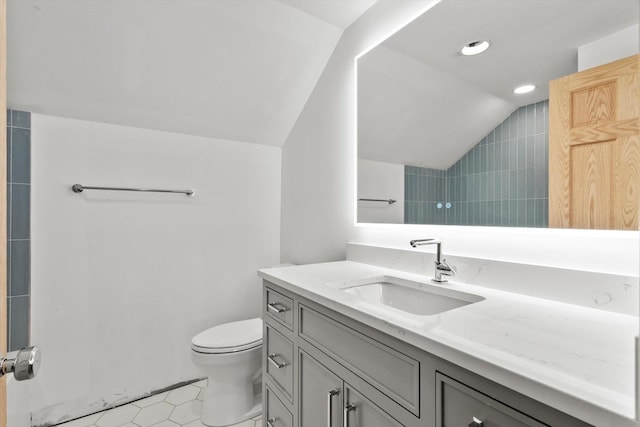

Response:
(265, 324), (294, 401)
(436, 373), (548, 427)
(299, 304), (420, 416)
(266, 287), (294, 330)
(266, 384), (293, 427)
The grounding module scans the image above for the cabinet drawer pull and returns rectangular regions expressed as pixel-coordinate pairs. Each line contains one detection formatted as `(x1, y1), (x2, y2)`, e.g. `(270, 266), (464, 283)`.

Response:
(468, 417), (484, 427)
(327, 389), (340, 427)
(343, 403), (356, 427)
(268, 353), (288, 369)
(268, 302), (287, 314)
(267, 416), (277, 427)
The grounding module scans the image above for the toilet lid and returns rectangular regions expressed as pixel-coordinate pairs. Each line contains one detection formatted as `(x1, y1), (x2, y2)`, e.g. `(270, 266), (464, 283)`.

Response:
(191, 317), (262, 354)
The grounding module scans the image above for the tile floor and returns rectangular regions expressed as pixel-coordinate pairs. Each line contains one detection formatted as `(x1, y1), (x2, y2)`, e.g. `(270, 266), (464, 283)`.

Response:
(58, 380), (262, 427)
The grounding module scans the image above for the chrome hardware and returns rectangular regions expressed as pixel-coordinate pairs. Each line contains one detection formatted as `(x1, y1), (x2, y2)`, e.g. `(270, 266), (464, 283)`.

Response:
(468, 416), (484, 427)
(268, 353), (288, 369)
(267, 302), (287, 314)
(327, 389), (339, 427)
(358, 198), (396, 205)
(409, 238), (438, 248)
(72, 184), (194, 196)
(0, 346), (41, 381)
(435, 259), (456, 282)
(344, 403), (356, 426)
(267, 417), (277, 427)
(409, 238), (456, 283)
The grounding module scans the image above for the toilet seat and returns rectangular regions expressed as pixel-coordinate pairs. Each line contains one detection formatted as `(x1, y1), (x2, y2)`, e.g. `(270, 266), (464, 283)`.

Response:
(192, 317), (262, 354)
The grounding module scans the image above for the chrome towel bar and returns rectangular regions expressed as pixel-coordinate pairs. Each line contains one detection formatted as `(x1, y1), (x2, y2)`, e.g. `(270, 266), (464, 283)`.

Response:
(358, 198), (396, 205)
(72, 184), (194, 196)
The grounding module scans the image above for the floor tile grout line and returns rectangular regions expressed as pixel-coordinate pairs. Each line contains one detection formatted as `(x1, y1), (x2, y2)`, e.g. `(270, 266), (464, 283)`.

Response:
(58, 382), (262, 427)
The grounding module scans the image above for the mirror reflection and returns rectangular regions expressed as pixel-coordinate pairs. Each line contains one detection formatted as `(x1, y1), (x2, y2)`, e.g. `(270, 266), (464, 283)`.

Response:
(357, 0), (639, 228)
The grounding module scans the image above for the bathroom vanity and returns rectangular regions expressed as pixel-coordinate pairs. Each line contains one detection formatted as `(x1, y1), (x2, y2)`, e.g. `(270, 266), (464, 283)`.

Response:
(259, 261), (638, 427)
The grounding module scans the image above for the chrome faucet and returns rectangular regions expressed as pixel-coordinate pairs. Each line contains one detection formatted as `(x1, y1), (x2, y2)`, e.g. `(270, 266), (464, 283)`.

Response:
(409, 238), (456, 283)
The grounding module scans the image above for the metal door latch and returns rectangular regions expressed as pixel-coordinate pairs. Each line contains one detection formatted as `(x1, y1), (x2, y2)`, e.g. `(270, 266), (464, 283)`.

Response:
(0, 346), (41, 381)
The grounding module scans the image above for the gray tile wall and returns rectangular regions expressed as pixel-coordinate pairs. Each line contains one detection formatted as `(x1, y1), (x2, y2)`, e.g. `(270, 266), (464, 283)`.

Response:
(6, 109), (31, 351)
(405, 100), (549, 227)
(404, 166), (447, 224)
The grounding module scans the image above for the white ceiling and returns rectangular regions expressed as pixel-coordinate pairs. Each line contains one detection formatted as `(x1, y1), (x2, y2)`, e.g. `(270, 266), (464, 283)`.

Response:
(7, 0), (376, 147)
(276, 0), (377, 29)
(358, 0), (639, 169)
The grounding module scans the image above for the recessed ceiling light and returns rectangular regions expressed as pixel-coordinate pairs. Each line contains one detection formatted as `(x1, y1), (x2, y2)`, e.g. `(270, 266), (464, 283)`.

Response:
(514, 84), (536, 94)
(461, 40), (490, 56)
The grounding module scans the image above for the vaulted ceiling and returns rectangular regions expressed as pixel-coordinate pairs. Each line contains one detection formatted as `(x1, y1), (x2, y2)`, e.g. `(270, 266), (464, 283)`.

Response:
(7, 0), (376, 147)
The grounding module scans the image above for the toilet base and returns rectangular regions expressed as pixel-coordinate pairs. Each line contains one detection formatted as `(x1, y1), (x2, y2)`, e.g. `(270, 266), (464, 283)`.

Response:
(201, 393), (262, 427)
(200, 384), (262, 427)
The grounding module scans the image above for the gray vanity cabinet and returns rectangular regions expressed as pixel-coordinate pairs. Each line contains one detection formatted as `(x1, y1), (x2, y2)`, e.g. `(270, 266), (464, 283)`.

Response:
(299, 349), (342, 427)
(265, 324), (294, 402)
(262, 281), (592, 427)
(436, 373), (548, 427)
(265, 384), (294, 427)
(299, 349), (402, 427)
(343, 385), (405, 427)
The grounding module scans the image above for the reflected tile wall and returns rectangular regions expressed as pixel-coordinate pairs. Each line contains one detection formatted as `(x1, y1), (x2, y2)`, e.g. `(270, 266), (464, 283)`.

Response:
(404, 100), (549, 227)
(6, 109), (31, 351)
(404, 166), (446, 224)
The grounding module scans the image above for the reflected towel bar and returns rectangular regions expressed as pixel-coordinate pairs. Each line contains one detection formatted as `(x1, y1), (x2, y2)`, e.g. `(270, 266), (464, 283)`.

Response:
(358, 198), (396, 205)
(72, 184), (194, 196)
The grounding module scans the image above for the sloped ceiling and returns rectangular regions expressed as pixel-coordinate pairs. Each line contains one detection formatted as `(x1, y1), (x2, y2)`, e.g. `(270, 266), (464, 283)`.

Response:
(7, 0), (375, 147)
(277, 0), (376, 29)
(358, 0), (639, 169)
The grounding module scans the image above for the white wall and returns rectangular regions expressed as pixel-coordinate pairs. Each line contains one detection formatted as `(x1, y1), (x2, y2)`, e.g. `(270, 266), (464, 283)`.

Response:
(21, 115), (281, 425)
(578, 24), (639, 71)
(280, 0), (640, 276)
(357, 159), (403, 224)
(281, 0), (438, 264)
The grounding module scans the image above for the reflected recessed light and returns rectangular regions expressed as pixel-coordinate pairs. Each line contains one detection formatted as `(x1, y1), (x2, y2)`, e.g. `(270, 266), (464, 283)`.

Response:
(461, 40), (490, 56)
(514, 84), (536, 94)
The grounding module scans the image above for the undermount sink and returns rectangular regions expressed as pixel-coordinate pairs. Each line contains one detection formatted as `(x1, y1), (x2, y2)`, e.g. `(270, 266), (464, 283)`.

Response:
(329, 275), (484, 316)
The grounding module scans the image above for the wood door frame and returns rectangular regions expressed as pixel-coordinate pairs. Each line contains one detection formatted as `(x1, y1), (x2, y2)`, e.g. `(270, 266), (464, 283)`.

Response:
(1, 0), (7, 424)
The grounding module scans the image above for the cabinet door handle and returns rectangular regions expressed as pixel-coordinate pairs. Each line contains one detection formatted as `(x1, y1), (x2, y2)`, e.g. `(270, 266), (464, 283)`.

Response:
(268, 353), (288, 369)
(267, 417), (277, 427)
(468, 417), (484, 427)
(327, 389), (340, 427)
(343, 403), (356, 427)
(267, 302), (287, 314)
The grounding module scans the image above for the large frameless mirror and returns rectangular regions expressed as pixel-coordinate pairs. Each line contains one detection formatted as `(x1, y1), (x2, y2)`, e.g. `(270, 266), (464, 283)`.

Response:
(357, 0), (639, 229)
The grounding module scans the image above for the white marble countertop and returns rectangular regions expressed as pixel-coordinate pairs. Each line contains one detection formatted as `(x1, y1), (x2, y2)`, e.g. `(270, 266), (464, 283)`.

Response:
(258, 261), (639, 427)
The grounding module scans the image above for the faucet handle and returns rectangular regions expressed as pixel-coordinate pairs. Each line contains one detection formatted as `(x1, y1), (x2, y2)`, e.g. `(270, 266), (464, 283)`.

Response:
(445, 258), (456, 272)
(437, 259), (456, 276)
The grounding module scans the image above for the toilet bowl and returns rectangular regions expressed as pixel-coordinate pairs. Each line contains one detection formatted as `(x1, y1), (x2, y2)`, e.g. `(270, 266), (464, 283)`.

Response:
(191, 318), (263, 426)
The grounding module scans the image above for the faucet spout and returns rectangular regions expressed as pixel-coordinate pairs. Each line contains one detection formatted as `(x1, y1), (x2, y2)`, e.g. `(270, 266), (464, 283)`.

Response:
(409, 238), (441, 247)
(408, 238), (455, 283)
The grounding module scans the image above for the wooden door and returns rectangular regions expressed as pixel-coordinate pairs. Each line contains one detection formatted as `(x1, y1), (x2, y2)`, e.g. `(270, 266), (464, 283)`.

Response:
(299, 350), (342, 427)
(549, 54), (640, 229)
(1, 0), (7, 424)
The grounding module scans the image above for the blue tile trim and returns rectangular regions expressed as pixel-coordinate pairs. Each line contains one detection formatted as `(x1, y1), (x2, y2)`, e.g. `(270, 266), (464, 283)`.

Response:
(6, 109), (31, 351)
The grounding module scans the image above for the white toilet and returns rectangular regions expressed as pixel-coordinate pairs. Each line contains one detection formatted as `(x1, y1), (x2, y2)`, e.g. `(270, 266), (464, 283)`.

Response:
(191, 317), (263, 426)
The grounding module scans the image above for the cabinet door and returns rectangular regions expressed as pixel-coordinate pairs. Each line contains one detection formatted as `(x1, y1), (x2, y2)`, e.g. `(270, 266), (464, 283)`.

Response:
(344, 384), (403, 427)
(299, 350), (343, 427)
